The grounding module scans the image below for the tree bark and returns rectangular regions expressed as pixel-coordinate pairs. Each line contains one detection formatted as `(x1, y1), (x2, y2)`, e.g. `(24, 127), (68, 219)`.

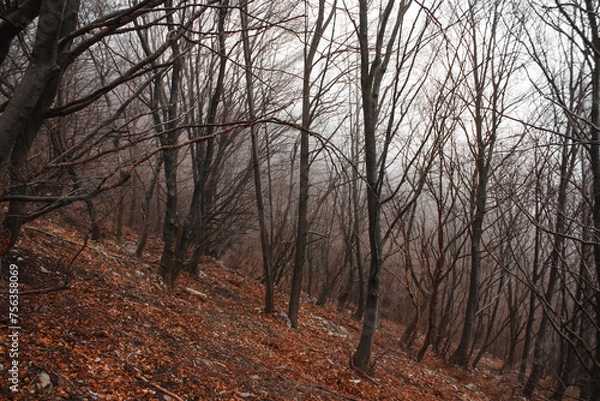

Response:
(449, 0), (511, 366)
(135, 1), (184, 290)
(523, 138), (575, 398)
(352, 0), (383, 371)
(351, 0), (409, 370)
(136, 155), (164, 257)
(0, 0), (42, 67)
(176, 0), (228, 270)
(241, 0), (274, 313)
(586, 3), (600, 398)
(1, 0), (80, 247)
(157, 47), (183, 289)
(351, 123), (366, 321)
(289, 0), (331, 328)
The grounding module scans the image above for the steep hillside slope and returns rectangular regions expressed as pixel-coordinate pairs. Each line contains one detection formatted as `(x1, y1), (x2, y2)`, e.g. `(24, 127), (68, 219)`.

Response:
(0, 219), (517, 400)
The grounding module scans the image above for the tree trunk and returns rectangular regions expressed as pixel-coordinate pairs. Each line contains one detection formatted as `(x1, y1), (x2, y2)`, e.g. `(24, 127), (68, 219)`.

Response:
(116, 193), (125, 242)
(351, 0), (409, 369)
(1, 0), (80, 247)
(502, 278), (519, 373)
(176, 1), (228, 269)
(241, 0), (274, 313)
(523, 139), (575, 398)
(347, 88), (365, 320)
(352, 0), (383, 371)
(519, 168), (543, 382)
(337, 230), (356, 312)
(136, 155), (164, 257)
(0, 0), (42, 66)
(418, 273), (441, 361)
(352, 132), (365, 321)
(159, 148), (180, 290)
(587, 3), (600, 398)
(289, 0), (331, 328)
(137, 1), (184, 290)
(449, 137), (489, 367)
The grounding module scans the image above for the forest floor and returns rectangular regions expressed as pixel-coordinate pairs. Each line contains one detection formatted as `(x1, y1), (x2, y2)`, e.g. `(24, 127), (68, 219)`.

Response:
(0, 217), (520, 401)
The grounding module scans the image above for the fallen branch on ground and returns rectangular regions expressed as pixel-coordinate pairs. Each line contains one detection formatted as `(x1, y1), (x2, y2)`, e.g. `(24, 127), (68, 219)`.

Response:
(135, 372), (184, 401)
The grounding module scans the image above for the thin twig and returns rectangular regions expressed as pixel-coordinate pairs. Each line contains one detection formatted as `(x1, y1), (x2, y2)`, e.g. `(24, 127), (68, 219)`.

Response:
(19, 283), (71, 295)
(135, 372), (184, 401)
(348, 355), (380, 385)
(101, 353), (185, 401)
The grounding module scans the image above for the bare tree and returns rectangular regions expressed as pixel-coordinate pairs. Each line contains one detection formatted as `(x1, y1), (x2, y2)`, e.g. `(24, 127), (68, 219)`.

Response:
(240, 0), (276, 312)
(523, 113), (579, 398)
(517, 1), (600, 397)
(350, 0), (438, 370)
(174, 0), (229, 273)
(0, 0), (210, 260)
(0, 0), (81, 249)
(447, 0), (522, 367)
(0, 0), (42, 65)
(288, 0), (336, 328)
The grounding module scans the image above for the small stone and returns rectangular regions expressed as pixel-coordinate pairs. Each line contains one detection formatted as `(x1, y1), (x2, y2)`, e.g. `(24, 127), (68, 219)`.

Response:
(36, 371), (53, 394)
(122, 241), (138, 255)
(466, 383), (477, 391)
(200, 358), (214, 366)
(325, 320), (337, 331)
(278, 310), (292, 327)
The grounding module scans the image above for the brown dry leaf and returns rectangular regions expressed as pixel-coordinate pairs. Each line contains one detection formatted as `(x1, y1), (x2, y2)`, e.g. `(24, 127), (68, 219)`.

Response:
(0, 218), (518, 401)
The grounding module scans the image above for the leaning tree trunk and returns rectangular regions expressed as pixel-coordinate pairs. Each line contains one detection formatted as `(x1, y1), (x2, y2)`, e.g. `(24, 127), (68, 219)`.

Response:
(0, 0), (42, 75)
(0, 0), (81, 249)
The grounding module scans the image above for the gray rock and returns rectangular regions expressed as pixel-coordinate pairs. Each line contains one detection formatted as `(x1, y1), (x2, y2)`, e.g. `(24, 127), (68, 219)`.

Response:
(36, 371), (53, 394)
